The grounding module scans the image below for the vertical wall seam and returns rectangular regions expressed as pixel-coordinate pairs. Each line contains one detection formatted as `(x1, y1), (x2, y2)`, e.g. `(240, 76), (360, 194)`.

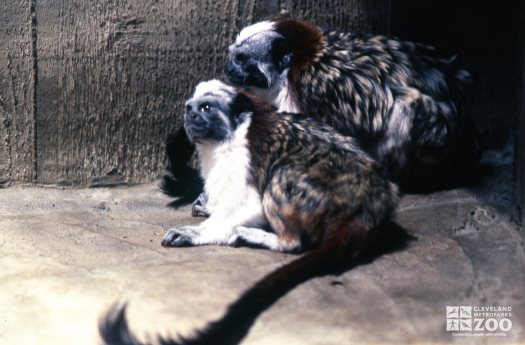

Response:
(5, 53), (14, 178)
(30, 0), (38, 181)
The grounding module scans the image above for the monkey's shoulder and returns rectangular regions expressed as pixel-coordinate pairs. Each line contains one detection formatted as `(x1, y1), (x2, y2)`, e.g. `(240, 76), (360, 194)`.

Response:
(269, 112), (370, 157)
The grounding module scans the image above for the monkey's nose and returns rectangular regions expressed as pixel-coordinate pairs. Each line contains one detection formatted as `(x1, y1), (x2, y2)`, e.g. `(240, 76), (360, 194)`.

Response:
(186, 111), (206, 125)
(188, 111), (198, 120)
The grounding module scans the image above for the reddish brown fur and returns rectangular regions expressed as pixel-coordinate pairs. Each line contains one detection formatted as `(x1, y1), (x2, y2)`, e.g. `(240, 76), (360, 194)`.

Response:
(274, 19), (325, 76)
(274, 19), (326, 105)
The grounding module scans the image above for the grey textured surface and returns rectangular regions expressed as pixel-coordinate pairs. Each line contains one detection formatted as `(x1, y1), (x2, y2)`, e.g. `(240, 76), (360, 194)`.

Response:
(0, 1), (36, 183)
(0, 166), (523, 345)
(0, 0), (390, 186)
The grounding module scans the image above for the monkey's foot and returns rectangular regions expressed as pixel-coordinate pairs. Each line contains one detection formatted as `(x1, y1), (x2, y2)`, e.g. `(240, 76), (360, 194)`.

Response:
(161, 227), (199, 247)
(192, 193), (211, 218)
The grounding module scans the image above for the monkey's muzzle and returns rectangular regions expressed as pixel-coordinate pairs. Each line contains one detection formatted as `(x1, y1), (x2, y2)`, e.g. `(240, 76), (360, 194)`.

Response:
(184, 111), (209, 142)
(224, 59), (270, 89)
(224, 60), (246, 87)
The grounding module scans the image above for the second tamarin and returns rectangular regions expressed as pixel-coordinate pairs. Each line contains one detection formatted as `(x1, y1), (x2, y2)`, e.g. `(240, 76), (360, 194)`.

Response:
(223, 19), (480, 189)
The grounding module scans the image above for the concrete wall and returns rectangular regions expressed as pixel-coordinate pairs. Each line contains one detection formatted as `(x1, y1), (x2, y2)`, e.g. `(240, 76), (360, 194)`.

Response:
(0, 1), (36, 185)
(0, 0), (391, 186)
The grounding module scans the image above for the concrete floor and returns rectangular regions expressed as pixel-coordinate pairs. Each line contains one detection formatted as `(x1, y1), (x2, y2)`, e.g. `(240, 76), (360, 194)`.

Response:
(0, 166), (524, 345)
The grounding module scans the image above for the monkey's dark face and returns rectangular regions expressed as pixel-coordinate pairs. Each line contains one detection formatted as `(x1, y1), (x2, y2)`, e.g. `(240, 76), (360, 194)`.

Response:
(184, 99), (229, 144)
(225, 22), (292, 91)
(184, 80), (252, 144)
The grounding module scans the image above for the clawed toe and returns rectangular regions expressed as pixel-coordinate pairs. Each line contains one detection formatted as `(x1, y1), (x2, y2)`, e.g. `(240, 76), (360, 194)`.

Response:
(161, 229), (178, 247)
(162, 229), (194, 247)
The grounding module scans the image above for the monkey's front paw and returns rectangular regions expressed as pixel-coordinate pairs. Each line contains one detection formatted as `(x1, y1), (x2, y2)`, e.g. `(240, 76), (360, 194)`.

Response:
(161, 228), (197, 247)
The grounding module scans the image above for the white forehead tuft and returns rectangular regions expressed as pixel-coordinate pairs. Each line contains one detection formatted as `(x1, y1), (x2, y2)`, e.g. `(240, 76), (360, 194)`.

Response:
(192, 79), (236, 100)
(235, 21), (276, 45)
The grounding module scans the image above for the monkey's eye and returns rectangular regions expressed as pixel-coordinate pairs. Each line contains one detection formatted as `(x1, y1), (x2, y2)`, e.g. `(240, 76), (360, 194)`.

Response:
(234, 53), (248, 63)
(199, 103), (212, 113)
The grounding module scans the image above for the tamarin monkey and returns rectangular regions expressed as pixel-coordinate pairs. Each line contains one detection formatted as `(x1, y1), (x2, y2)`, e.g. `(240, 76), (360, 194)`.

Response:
(224, 19), (480, 188)
(100, 80), (399, 345)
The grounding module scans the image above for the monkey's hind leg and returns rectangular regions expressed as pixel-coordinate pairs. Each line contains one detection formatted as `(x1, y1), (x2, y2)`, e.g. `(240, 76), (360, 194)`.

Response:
(192, 193), (211, 217)
(380, 87), (456, 179)
(237, 167), (331, 254)
(229, 226), (301, 253)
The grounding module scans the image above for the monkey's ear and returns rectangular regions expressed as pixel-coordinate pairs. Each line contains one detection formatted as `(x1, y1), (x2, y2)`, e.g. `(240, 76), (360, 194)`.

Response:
(231, 92), (255, 117)
(281, 52), (293, 69)
(271, 38), (293, 71)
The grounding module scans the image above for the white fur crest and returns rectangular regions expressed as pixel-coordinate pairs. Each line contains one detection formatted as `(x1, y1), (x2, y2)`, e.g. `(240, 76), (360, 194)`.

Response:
(193, 79), (236, 101)
(235, 21), (276, 45)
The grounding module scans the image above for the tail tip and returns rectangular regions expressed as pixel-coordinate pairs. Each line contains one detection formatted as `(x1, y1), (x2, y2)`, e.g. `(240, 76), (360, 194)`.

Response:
(99, 303), (141, 345)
